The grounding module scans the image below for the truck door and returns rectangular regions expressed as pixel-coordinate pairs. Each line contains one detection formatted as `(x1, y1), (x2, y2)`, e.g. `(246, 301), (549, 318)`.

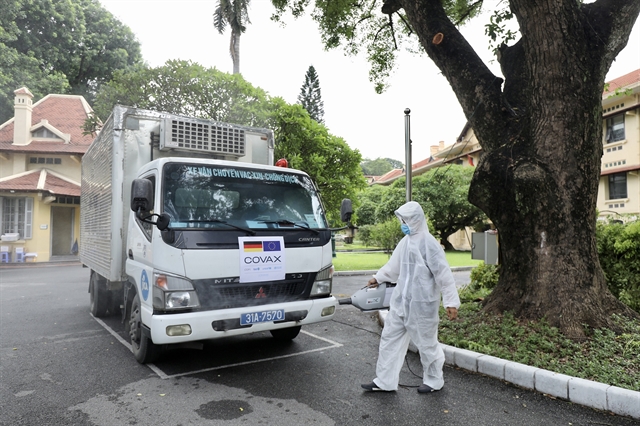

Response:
(126, 174), (157, 307)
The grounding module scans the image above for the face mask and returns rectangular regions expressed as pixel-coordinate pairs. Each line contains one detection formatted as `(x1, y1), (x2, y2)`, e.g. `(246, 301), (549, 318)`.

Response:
(401, 224), (411, 235)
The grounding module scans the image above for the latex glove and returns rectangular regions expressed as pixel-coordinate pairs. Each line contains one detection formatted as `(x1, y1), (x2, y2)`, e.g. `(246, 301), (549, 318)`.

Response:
(367, 277), (379, 288)
(446, 307), (458, 320)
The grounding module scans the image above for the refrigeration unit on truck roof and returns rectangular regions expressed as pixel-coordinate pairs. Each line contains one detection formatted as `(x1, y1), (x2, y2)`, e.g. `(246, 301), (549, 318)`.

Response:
(159, 116), (246, 157)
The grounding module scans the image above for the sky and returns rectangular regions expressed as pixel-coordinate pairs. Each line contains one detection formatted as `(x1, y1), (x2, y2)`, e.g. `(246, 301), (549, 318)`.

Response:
(99, 0), (640, 163)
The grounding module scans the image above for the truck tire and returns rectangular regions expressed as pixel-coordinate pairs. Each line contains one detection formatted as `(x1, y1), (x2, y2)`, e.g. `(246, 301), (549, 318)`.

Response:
(89, 271), (109, 318)
(270, 326), (301, 341)
(129, 294), (160, 364)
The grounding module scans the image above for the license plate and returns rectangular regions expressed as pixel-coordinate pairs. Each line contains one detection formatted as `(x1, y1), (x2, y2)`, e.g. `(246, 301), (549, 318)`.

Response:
(240, 309), (285, 326)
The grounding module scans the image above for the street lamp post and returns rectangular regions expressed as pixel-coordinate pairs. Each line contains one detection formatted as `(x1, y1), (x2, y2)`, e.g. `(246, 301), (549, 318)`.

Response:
(404, 108), (412, 202)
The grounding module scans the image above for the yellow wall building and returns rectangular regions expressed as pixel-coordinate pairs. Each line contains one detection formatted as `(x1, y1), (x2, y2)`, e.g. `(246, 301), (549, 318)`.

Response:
(598, 69), (640, 220)
(0, 88), (94, 263)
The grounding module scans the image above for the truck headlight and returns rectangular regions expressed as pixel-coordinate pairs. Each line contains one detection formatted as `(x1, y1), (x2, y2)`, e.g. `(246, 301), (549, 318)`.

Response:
(166, 291), (200, 309)
(310, 265), (333, 297)
(153, 272), (200, 311)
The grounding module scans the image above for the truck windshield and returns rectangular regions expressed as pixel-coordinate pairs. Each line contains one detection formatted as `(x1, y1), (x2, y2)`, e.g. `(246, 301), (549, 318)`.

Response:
(162, 163), (328, 230)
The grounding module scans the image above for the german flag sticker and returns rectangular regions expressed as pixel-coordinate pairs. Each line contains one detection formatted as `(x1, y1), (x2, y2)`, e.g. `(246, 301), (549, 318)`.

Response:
(243, 241), (263, 252)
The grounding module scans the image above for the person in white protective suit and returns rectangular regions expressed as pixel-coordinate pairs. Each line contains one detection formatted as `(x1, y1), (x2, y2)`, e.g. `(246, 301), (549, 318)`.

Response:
(361, 201), (460, 393)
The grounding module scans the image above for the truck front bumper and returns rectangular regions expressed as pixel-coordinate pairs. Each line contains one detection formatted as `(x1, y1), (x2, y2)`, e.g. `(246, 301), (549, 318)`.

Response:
(145, 297), (337, 345)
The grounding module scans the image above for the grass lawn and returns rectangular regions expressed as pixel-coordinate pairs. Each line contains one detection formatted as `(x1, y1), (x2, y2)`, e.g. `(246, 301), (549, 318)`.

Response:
(332, 249), (482, 271)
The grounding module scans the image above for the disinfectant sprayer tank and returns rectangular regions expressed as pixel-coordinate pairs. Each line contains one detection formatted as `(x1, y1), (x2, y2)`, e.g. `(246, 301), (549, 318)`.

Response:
(338, 282), (396, 311)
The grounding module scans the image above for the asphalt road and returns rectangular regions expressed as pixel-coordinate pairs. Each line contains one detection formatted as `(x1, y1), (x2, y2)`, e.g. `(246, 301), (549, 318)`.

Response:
(1, 264), (638, 425)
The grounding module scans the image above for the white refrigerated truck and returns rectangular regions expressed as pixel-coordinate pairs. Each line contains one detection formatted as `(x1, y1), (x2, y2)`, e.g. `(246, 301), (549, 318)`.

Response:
(80, 106), (349, 363)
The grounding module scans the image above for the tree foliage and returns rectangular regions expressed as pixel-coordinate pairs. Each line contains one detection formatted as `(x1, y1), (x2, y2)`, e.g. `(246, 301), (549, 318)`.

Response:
(0, 43), (70, 121)
(268, 0), (640, 338)
(354, 184), (388, 225)
(271, 99), (367, 224)
(90, 61), (365, 224)
(408, 166), (487, 250)
(597, 219), (640, 312)
(297, 65), (324, 123)
(0, 0), (142, 122)
(361, 157), (402, 175)
(91, 60), (272, 126)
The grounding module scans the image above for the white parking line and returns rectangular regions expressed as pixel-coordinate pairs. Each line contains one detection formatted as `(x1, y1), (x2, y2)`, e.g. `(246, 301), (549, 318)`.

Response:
(92, 314), (343, 380)
(91, 314), (132, 351)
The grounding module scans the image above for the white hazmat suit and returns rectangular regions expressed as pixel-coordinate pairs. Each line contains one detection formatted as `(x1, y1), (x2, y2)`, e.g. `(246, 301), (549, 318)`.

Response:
(370, 201), (460, 391)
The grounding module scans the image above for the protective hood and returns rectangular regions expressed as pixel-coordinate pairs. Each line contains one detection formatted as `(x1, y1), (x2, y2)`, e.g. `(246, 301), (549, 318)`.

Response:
(394, 201), (428, 234)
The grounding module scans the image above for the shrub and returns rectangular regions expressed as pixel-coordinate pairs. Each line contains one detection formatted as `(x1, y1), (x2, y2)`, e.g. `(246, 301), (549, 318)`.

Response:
(373, 219), (404, 254)
(597, 219), (640, 312)
(355, 225), (374, 246)
(356, 220), (403, 253)
(469, 262), (499, 291)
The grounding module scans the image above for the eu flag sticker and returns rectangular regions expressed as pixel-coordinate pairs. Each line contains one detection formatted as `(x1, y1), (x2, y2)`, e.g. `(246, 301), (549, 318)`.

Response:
(263, 240), (281, 252)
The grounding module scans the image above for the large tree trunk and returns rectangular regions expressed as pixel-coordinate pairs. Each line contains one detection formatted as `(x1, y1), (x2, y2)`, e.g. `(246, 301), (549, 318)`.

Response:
(400, 0), (640, 338)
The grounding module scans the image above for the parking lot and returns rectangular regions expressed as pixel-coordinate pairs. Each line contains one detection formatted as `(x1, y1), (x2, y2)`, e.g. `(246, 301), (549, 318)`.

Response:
(2, 264), (638, 425)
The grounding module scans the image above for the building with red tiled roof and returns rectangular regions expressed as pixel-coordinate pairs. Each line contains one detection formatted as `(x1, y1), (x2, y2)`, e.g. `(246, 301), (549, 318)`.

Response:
(0, 87), (94, 263)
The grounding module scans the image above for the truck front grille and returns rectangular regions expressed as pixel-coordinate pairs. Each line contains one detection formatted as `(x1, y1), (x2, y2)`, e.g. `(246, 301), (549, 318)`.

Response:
(192, 274), (311, 310)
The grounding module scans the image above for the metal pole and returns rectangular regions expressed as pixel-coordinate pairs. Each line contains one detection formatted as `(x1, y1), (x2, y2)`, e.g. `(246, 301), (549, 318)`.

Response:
(404, 108), (412, 202)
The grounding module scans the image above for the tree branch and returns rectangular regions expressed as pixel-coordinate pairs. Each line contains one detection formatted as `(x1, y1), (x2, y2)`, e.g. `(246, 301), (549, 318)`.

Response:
(399, 0), (506, 150)
(584, 0), (640, 74)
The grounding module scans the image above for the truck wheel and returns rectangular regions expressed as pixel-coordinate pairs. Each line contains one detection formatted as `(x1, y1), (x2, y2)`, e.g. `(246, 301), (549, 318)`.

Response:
(129, 294), (160, 364)
(270, 326), (301, 341)
(89, 272), (109, 318)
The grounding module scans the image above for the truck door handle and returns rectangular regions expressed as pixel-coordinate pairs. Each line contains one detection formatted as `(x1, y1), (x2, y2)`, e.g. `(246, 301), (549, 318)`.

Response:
(128, 249), (134, 260)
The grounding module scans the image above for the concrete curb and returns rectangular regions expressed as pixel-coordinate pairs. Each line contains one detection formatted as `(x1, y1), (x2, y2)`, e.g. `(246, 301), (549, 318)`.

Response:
(377, 309), (640, 420)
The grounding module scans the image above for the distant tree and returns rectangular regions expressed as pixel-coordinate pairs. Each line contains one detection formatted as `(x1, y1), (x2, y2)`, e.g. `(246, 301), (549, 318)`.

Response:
(297, 65), (324, 123)
(355, 185), (390, 225)
(0, 0), (142, 121)
(91, 60), (271, 126)
(360, 165), (486, 249)
(385, 158), (404, 169)
(271, 100), (366, 225)
(213, 0), (251, 75)
(410, 166), (488, 250)
(361, 157), (402, 175)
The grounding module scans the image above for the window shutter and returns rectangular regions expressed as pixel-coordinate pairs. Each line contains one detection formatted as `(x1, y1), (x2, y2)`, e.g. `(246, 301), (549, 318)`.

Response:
(24, 197), (33, 239)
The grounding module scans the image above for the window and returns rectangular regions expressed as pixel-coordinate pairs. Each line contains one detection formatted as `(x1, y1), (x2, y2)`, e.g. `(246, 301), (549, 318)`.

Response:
(32, 128), (58, 139)
(162, 163), (327, 229)
(608, 173), (627, 200)
(55, 196), (80, 205)
(0, 197), (33, 239)
(605, 114), (625, 143)
(29, 157), (62, 164)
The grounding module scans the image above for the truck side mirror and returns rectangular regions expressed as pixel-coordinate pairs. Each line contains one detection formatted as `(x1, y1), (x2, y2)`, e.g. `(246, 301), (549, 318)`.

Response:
(156, 213), (171, 231)
(131, 178), (154, 218)
(340, 198), (353, 223)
